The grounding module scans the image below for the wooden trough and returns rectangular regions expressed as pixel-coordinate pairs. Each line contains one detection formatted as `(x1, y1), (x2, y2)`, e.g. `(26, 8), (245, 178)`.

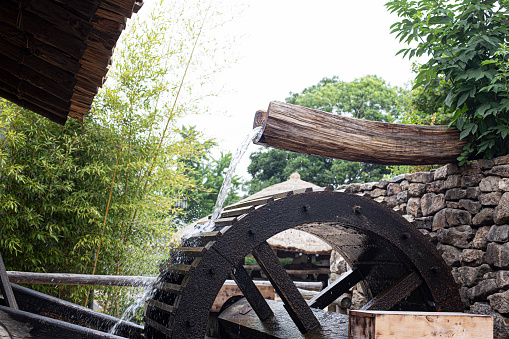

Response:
(253, 101), (467, 165)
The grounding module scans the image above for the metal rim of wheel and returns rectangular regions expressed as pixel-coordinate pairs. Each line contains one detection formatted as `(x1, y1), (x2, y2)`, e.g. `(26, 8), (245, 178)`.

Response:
(144, 189), (463, 339)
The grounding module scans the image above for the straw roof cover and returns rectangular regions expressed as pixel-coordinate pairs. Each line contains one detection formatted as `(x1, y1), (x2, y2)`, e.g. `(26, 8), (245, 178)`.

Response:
(0, 0), (143, 124)
(241, 172), (332, 255)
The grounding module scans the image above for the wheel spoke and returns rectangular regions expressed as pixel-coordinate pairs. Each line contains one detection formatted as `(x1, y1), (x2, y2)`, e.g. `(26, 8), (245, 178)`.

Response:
(361, 271), (422, 311)
(252, 241), (319, 333)
(308, 267), (363, 310)
(0, 253), (18, 309)
(231, 263), (273, 321)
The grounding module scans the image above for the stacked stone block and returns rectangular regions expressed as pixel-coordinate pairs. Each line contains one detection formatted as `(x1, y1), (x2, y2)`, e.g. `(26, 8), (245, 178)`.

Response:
(335, 154), (509, 338)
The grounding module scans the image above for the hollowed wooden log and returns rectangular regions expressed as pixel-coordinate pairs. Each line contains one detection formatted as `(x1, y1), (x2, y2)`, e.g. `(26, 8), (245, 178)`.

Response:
(253, 101), (466, 165)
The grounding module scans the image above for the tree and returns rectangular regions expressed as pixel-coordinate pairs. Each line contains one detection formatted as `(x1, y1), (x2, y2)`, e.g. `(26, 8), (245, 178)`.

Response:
(286, 75), (408, 122)
(387, 0), (509, 164)
(245, 76), (402, 193)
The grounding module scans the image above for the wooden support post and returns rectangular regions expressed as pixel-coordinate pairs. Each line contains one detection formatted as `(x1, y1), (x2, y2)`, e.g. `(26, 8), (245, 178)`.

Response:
(361, 272), (422, 311)
(252, 241), (319, 333)
(231, 264), (273, 321)
(0, 253), (18, 309)
(308, 267), (363, 310)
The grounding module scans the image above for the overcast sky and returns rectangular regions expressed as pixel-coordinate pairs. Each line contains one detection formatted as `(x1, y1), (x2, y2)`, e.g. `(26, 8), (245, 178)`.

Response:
(175, 1), (418, 180)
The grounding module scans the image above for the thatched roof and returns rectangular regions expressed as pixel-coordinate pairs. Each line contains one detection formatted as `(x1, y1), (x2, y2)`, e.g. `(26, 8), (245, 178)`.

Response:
(0, 0), (142, 124)
(238, 172), (332, 255)
(238, 172), (322, 203)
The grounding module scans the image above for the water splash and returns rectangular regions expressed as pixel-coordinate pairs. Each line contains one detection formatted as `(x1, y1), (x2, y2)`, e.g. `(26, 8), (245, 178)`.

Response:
(109, 284), (155, 335)
(109, 126), (263, 331)
(184, 125), (263, 238)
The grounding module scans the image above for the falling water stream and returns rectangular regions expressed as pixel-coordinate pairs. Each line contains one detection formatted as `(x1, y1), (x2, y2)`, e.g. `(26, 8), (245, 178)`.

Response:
(109, 126), (263, 334)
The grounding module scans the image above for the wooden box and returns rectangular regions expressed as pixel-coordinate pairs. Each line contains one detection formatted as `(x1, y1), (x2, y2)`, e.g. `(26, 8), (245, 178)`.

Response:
(349, 310), (493, 339)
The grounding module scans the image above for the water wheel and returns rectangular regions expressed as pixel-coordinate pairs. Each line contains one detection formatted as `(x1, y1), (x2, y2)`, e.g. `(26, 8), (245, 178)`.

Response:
(144, 189), (462, 338)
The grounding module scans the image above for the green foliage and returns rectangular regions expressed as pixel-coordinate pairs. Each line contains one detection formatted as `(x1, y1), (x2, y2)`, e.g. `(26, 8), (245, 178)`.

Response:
(386, 0), (509, 164)
(246, 149), (390, 194)
(0, 0), (236, 316)
(286, 75), (408, 122)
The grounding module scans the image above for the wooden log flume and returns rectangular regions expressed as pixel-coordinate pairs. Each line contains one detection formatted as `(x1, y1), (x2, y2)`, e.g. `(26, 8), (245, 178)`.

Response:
(253, 101), (467, 165)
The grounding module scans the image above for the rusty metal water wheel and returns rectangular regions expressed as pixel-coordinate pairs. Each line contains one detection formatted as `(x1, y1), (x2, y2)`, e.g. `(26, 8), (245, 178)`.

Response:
(144, 189), (463, 338)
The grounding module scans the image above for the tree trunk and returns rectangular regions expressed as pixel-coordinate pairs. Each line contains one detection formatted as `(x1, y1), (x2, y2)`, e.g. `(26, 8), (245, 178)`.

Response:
(253, 101), (466, 165)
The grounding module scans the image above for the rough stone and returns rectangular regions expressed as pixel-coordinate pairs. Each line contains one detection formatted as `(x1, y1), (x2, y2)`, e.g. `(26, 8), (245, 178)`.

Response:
(472, 208), (495, 227)
(434, 164), (459, 181)
(480, 192), (503, 206)
(437, 225), (474, 249)
(471, 226), (491, 250)
(386, 183), (401, 196)
(459, 161), (482, 175)
(406, 171), (434, 183)
(426, 180), (446, 194)
(374, 196), (385, 203)
(488, 290), (509, 313)
(493, 312), (509, 339)
(421, 193), (446, 216)
(500, 178), (509, 191)
(406, 197), (421, 217)
(445, 208), (472, 227)
(467, 187), (481, 200)
(413, 216), (433, 230)
(392, 204), (405, 215)
(360, 182), (377, 191)
(495, 271), (509, 289)
(489, 164), (509, 178)
(459, 199), (482, 214)
(494, 192), (509, 225)
(445, 188), (467, 201)
(376, 179), (390, 189)
(391, 174), (406, 183)
(408, 183), (426, 197)
(436, 243), (462, 266)
(418, 229), (430, 237)
(444, 174), (462, 189)
(446, 201), (460, 209)
(487, 225), (509, 243)
(432, 209), (448, 231)
(400, 180), (410, 191)
(486, 243), (509, 269)
(396, 190), (409, 204)
(402, 214), (415, 223)
(461, 249), (486, 267)
(384, 195), (398, 208)
(470, 302), (493, 315)
(494, 155), (509, 165)
(462, 174), (484, 187)
(344, 184), (361, 193)
(479, 158), (496, 169)
(429, 231), (438, 243)
(467, 279), (499, 301)
(480, 176), (502, 192)
(369, 188), (386, 198)
(457, 264), (492, 287)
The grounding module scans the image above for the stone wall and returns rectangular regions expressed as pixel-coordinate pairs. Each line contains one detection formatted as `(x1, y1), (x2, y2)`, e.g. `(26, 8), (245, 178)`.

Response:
(334, 154), (509, 338)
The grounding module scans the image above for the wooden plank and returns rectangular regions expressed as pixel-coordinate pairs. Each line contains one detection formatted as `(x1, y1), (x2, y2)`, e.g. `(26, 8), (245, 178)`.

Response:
(252, 241), (319, 333)
(308, 267), (362, 309)
(232, 264), (273, 320)
(0, 254), (17, 309)
(361, 272), (422, 311)
(349, 310), (494, 339)
(254, 101), (467, 165)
